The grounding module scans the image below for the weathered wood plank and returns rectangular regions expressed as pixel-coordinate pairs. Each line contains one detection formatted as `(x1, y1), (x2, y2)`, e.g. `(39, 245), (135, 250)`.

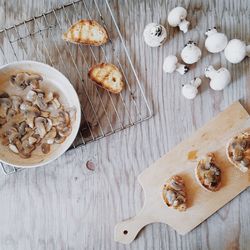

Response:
(0, 0), (249, 249)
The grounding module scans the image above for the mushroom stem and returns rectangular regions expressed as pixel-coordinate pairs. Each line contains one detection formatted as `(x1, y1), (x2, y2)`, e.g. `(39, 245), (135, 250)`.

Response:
(191, 77), (202, 88)
(175, 63), (189, 75)
(204, 65), (216, 78)
(178, 19), (190, 33)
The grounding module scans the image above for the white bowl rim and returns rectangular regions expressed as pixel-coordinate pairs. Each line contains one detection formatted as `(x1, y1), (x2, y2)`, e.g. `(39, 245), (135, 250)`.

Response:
(0, 60), (81, 168)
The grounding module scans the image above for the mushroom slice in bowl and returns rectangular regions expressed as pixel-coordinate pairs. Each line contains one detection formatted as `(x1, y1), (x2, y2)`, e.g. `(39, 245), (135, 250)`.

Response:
(226, 130), (250, 173)
(162, 175), (187, 212)
(195, 153), (221, 192)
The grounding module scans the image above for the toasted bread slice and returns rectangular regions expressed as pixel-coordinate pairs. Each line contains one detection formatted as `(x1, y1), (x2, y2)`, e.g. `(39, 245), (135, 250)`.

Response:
(195, 153), (221, 192)
(88, 63), (124, 94)
(226, 130), (250, 173)
(62, 19), (108, 46)
(162, 175), (187, 212)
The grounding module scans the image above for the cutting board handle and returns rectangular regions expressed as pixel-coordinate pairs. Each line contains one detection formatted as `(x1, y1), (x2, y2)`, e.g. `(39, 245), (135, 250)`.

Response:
(114, 210), (153, 244)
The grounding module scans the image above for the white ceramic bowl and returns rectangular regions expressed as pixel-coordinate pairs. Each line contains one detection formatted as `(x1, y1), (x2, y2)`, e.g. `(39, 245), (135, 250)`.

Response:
(0, 60), (81, 168)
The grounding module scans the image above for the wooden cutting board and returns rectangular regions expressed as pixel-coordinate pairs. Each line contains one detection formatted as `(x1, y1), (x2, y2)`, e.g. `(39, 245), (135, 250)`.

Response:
(114, 101), (250, 244)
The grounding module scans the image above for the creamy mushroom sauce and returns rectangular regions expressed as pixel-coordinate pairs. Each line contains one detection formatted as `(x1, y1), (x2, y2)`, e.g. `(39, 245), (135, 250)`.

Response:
(0, 71), (76, 162)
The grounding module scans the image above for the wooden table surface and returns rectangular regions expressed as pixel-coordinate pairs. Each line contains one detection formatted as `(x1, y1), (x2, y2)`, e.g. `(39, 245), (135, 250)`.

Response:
(0, 0), (250, 249)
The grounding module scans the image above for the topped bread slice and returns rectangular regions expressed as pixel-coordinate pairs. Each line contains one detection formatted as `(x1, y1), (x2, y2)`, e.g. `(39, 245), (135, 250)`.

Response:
(226, 130), (250, 173)
(62, 19), (108, 46)
(88, 63), (124, 94)
(162, 175), (187, 212)
(195, 153), (221, 192)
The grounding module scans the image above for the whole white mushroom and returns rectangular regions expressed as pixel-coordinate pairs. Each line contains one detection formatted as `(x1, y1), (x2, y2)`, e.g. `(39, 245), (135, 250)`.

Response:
(143, 23), (167, 47)
(205, 27), (228, 53)
(205, 65), (231, 91)
(182, 77), (202, 99)
(224, 39), (250, 64)
(163, 55), (189, 75)
(181, 41), (202, 64)
(168, 7), (190, 33)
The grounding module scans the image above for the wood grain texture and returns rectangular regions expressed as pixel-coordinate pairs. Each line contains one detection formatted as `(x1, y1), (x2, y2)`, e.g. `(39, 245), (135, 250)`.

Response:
(0, 0), (249, 249)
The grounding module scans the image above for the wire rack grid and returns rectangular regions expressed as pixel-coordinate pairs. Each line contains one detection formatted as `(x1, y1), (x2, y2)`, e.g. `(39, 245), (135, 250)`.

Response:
(0, 0), (152, 174)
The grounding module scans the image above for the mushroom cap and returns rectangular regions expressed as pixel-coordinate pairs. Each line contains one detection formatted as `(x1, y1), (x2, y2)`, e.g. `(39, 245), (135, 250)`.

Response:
(168, 7), (187, 27)
(163, 55), (178, 73)
(181, 41), (202, 64)
(143, 23), (167, 47)
(205, 32), (228, 53)
(208, 67), (231, 91)
(182, 84), (198, 99)
(224, 39), (247, 63)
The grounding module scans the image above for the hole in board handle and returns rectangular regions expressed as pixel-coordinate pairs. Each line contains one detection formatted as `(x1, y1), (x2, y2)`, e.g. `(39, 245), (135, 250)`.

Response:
(123, 230), (128, 235)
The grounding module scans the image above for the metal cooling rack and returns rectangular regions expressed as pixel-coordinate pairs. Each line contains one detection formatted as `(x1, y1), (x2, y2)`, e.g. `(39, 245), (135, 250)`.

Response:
(0, 0), (152, 175)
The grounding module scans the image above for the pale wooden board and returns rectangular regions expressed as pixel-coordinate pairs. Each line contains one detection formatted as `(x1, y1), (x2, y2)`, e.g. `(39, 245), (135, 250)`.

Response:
(115, 102), (250, 244)
(0, 1), (250, 250)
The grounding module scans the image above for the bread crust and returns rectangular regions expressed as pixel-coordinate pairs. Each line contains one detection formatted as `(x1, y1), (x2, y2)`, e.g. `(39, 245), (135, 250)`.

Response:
(62, 19), (108, 46)
(88, 63), (124, 94)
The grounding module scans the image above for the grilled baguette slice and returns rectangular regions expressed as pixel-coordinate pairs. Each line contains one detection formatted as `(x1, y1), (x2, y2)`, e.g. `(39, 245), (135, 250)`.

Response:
(88, 63), (124, 94)
(195, 153), (221, 192)
(62, 19), (108, 46)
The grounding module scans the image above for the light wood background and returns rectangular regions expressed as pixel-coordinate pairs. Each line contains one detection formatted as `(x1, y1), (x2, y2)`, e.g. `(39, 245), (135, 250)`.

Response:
(0, 0), (249, 249)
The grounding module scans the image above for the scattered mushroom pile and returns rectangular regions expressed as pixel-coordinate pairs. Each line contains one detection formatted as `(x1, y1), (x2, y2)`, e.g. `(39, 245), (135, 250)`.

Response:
(0, 72), (75, 158)
(143, 6), (250, 99)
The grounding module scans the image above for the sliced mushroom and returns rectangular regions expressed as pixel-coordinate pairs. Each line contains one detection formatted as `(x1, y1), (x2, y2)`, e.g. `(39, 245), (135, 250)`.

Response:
(34, 117), (47, 138)
(26, 90), (37, 102)
(10, 72), (42, 90)
(45, 118), (52, 132)
(18, 121), (28, 136)
(30, 79), (40, 89)
(58, 126), (72, 137)
(20, 103), (41, 128)
(20, 101), (32, 111)
(28, 136), (37, 145)
(169, 178), (184, 191)
(15, 139), (35, 159)
(6, 127), (20, 143)
(165, 189), (176, 205)
(21, 128), (34, 142)
(54, 133), (66, 144)
(45, 92), (54, 103)
(0, 98), (12, 118)
(10, 96), (22, 112)
(44, 127), (57, 144)
(53, 110), (70, 127)
(10, 73), (29, 89)
(50, 97), (61, 109)
(41, 143), (50, 154)
(9, 144), (19, 154)
(233, 146), (244, 161)
(36, 93), (47, 110)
